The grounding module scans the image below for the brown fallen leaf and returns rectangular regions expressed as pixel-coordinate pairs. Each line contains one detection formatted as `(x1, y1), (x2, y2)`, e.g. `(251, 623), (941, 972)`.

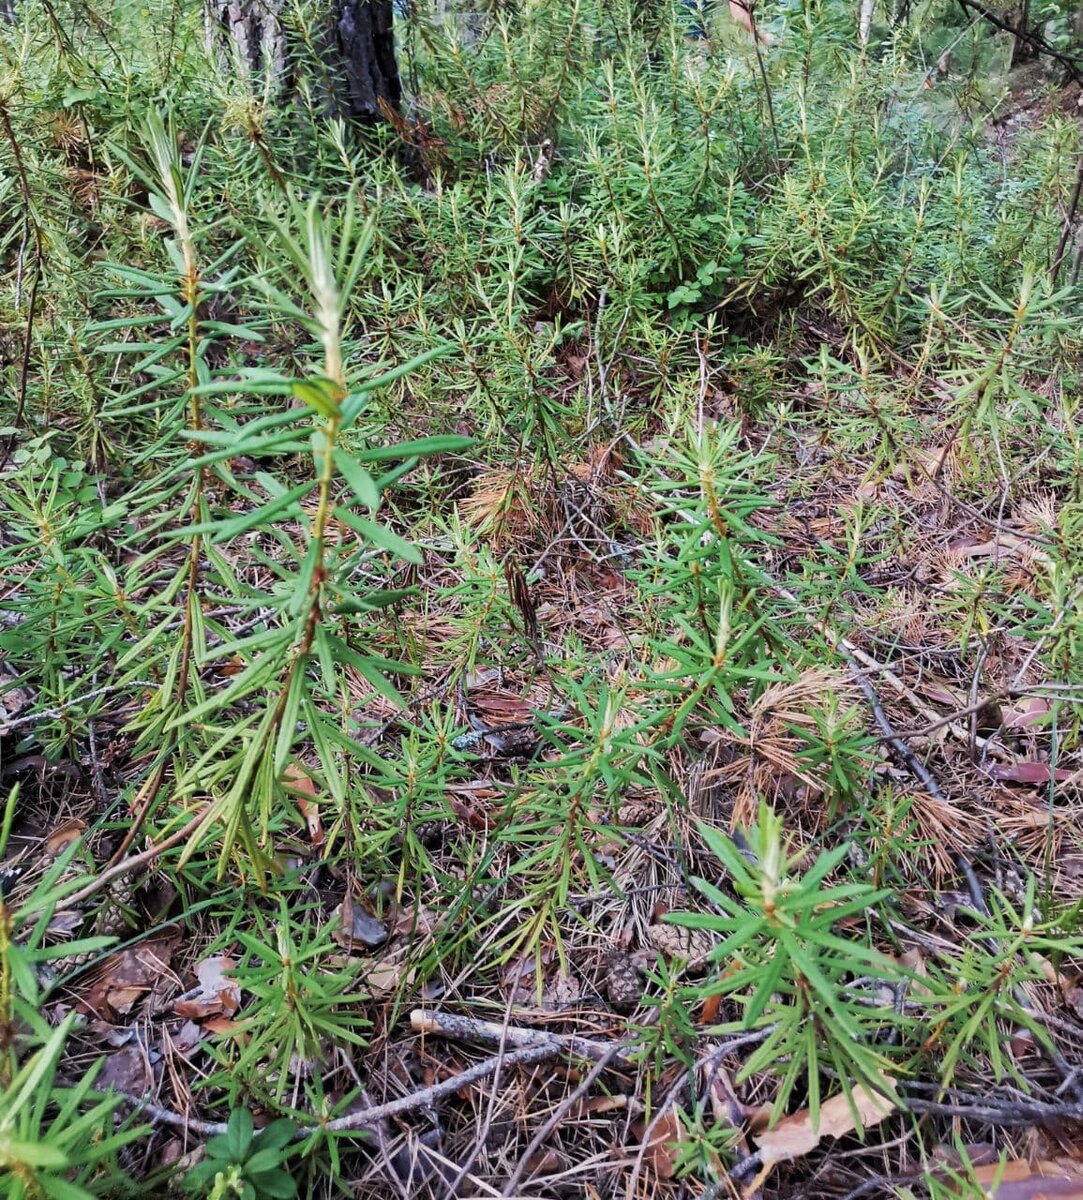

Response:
(203, 1016), (244, 1036)
(97, 1044), (153, 1094)
(567, 1094), (628, 1120)
(360, 957), (414, 997)
(44, 817), (87, 857)
(632, 1108), (686, 1180)
(283, 763), (324, 845)
(467, 685), (536, 728)
(174, 954), (241, 1019)
(754, 1079), (897, 1173)
(78, 931), (181, 1021)
(699, 992), (723, 1025)
(518, 1149), (566, 1180)
(967, 1159), (1083, 1200)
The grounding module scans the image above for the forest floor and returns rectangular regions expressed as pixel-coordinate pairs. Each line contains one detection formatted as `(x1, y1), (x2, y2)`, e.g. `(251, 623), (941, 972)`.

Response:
(3, 10), (1083, 1200)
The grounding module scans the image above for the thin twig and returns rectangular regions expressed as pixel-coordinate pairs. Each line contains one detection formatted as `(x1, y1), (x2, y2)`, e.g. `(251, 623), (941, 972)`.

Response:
(845, 660), (1082, 1092)
(115, 1043), (559, 1140)
(441, 1001), (517, 1200)
(1051, 148), (1083, 286)
(0, 681), (160, 735)
(624, 1030), (773, 1200)
(954, 0), (1083, 81)
(842, 647), (989, 917)
(0, 100), (44, 474)
(57, 805), (215, 911)
(900, 1087), (1083, 1125)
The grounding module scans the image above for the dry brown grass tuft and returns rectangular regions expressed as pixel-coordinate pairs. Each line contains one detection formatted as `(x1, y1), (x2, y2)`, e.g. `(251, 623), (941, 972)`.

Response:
(705, 668), (860, 829)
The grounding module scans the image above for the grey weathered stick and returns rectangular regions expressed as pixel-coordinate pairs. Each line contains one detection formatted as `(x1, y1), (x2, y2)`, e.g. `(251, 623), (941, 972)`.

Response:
(410, 1009), (637, 1071)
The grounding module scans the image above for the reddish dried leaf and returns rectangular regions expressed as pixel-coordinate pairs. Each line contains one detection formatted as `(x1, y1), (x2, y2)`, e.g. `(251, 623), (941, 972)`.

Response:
(448, 794), (493, 830)
(970, 1160), (1083, 1199)
(699, 992), (723, 1025)
(203, 1016), (244, 1035)
(469, 688), (535, 727)
(1002, 698), (1052, 729)
(988, 762), (1076, 785)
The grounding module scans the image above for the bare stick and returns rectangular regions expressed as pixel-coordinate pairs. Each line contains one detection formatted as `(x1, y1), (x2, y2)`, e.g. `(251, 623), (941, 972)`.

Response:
(762, 575), (1007, 759)
(624, 1030), (772, 1200)
(441, 1002), (518, 1200)
(410, 1009), (637, 1071)
(901, 1089), (1083, 1125)
(954, 0), (1083, 81)
(0, 680), (159, 735)
(846, 662), (1081, 1092)
(320, 1045), (557, 1134)
(0, 100), (43, 474)
(841, 649), (989, 916)
(1051, 148), (1083, 286)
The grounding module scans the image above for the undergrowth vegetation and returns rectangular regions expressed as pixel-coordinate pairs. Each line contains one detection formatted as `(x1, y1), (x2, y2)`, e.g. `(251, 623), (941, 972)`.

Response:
(2, 0), (1083, 1196)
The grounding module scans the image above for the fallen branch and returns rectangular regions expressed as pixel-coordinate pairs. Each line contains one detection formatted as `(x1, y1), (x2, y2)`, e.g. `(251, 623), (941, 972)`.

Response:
(901, 1083), (1083, 1125)
(624, 1029), (774, 1200)
(116, 1043), (559, 1140)
(845, 662), (1081, 1094)
(765, 576), (1008, 760)
(60, 804), (216, 912)
(410, 1008), (637, 1071)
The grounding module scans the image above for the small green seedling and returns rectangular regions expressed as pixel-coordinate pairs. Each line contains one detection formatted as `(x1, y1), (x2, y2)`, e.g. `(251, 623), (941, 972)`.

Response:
(185, 1110), (297, 1200)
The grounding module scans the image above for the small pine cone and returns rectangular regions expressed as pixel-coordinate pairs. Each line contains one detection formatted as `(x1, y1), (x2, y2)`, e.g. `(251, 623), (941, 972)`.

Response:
(605, 951), (643, 1009)
(412, 820), (449, 847)
(616, 801), (655, 826)
(647, 923), (716, 975)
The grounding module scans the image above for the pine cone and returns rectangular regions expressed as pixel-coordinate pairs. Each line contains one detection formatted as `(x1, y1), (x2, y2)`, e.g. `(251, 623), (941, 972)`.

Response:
(605, 951), (643, 1009)
(616, 800), (655, 826)
(647, 923), (716, 974)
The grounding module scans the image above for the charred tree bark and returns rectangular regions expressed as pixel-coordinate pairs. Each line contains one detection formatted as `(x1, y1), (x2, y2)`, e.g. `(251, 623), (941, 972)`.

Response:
(206, 0), (401, 121)
(334, 0), (401, 120)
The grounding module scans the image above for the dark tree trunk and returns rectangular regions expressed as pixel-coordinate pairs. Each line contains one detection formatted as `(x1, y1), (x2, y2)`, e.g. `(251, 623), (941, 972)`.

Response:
(206, 0), (401, 121)
(334, 0), (401, 120)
